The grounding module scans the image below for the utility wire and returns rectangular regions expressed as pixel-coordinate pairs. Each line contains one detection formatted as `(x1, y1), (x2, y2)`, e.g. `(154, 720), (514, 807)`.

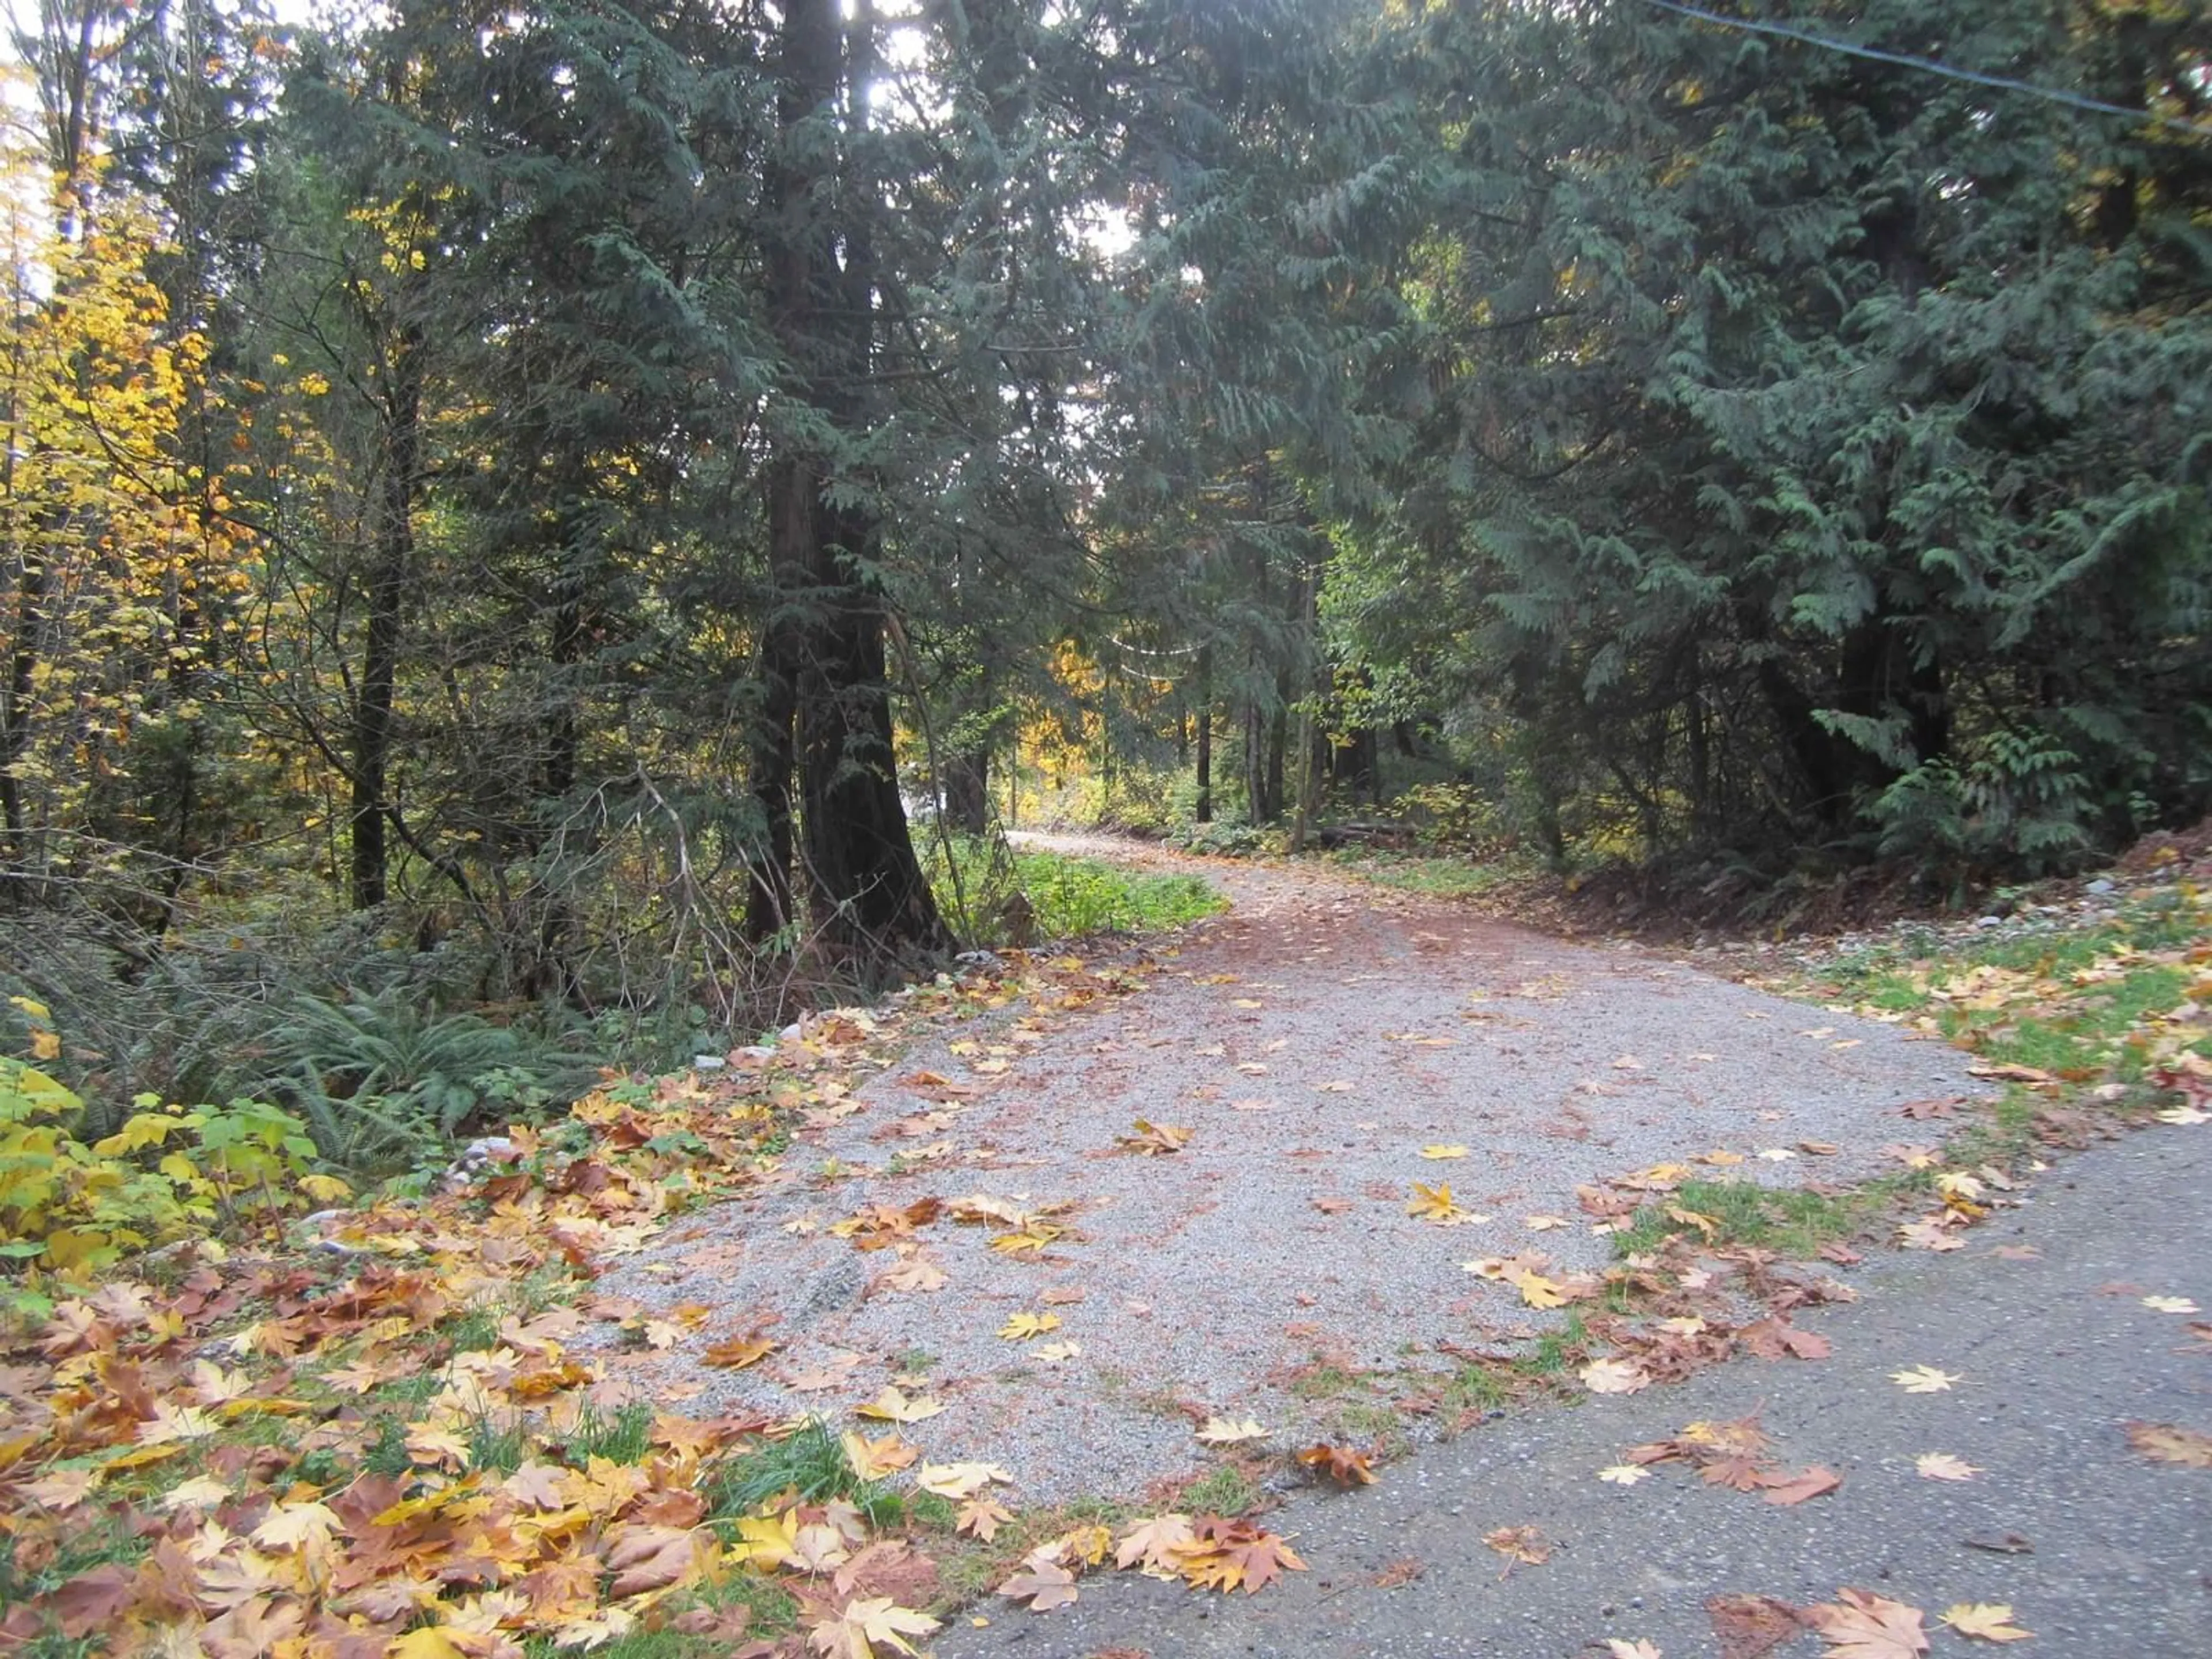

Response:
(1638, 0), (2212, 141)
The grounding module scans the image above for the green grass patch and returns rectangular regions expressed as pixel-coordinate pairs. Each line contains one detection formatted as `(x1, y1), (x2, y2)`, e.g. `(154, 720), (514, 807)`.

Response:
(1286, 1363), (1366, 1401)
(466, 1411), (531, 1476)
(1179, 1463), (1262, 1516)
(703, 1417), (897, 1526)
(923, 836), (1226, 945)
(1440, 1363), (1513, 1417)
(907, 1490), (959, 1531)
(566, 1401), (656, 1465)
(1612, 1181), (1868, 1259)
(1517, 1312), (1589, 1377)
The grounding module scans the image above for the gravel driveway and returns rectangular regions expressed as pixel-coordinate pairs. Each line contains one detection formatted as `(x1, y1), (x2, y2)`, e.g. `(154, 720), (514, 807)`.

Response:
(592, 842), (1982, 1506)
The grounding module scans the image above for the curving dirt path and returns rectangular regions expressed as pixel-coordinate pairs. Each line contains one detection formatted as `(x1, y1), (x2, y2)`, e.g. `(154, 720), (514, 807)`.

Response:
(592, 842), (1981, 1504)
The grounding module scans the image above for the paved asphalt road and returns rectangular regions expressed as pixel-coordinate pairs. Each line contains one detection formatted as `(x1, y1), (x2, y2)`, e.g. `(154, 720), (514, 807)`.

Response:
(940, 1124), (2212, 1658)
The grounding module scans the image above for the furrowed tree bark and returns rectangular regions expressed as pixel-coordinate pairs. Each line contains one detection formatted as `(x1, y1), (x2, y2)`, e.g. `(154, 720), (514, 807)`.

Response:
(750, 0), (949, 972)
(350, 319), (419, 912)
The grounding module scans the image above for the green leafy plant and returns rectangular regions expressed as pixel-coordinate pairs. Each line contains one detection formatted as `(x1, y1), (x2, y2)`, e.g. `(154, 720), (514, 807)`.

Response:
(1, 1056), (338, 1285)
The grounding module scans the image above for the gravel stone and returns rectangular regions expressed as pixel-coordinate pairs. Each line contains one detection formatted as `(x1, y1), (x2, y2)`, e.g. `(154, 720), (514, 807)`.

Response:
(592, 842), (1984, 1506)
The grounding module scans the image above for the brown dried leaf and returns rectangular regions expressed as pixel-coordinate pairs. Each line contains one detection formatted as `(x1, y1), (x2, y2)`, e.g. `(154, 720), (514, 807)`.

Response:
(1482, 1525), (1551, 1566)
(1705, 1593), (1810, 1659)
(2123, 1420), (2212, 1468)
(998, 1551), (1078, 1612)
(1758, 1465), (1842, 1506)
(1804, 1588), (1929, 1657)
(1294, 1442), (1377, 1485)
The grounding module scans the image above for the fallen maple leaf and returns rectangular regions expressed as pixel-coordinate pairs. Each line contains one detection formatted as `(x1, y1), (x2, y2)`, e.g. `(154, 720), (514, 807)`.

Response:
(1915, 1452), (1980, 1482)
(1581, 1358), (1650, 1395)
(874, 1257), (948, 1293)
(1482, 1525), (1551, 1567)
(2142, 1294), (2200, 1314)
(158, 1474), (232, 1512)
(1897, 1217), (1965, 1252)
(1939, 1604), (2033, 1643)
(808, 1596), (941, 1658)
(1419, 1144), (1469, 1160)
(1171, 1518), (1306, 1593)
(855, 1387), (947, 1424)
(1706, 1593), (1810, 1659)
(1033, 1340), (1082, 1362)
(998, 1551), (1079, 1611)
(703, 1334), (778, 1369)
(1195, 1415), (1268, 1445)
(1605, 1642), (1662, 1659)
(1758, 1465), (1842, 1506)
(1080, 1513), (1171, 1577)
(1805, 1588), (1928, 1657)
(385, 1631), (472, 1659)
(988, 1225), (1063, 1257)
(1116, 1118), (1192, 1154)
(1295, 1442), (1377, 1485)
(1407, 1181), (1472, 1224)
(997, 1311), (1062, 1341)
(915, 1461), (1011, 1499)
(791, 1521), (855, 1573)
(1513, 1271), (1569, 1309)
(1891, 1365), (1961, 1393)
(605, 1524), (709, 1597)
(1598, 1464), (1650, 1486)
(2123, 1420), (2212, 1468)
(842, 1432), (919, 1481)
(957, 1496), (1014, 1540)
(251, 1499), (342, 1551)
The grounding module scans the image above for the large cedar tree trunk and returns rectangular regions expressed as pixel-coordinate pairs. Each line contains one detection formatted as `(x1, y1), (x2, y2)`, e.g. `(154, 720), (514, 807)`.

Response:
(745, 0), (949, 970)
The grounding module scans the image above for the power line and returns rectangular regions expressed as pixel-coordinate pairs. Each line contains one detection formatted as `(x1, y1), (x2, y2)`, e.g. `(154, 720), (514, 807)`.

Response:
(1638, 0), (2212, 141)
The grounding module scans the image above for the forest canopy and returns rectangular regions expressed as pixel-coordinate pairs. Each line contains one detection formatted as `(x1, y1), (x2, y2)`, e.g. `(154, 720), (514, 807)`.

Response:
(1, 0), (2206, 1142)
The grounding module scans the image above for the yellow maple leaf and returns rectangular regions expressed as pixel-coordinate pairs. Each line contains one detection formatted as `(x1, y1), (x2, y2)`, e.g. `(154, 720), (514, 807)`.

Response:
(730, 1509), (800, 1569)
(855, 1386), (947, 1424)
(808, 1597), (940, 1658)
(1940, 1603), (2032, 1642)
(988, 1227), (1062, 1257)
(957, 1495), (1014, 1540)
(387, 1631), (472, 1659)
(842, 1431), (919, 1481)
(915, 1461), (1013, 1499)
(1406, 1181), (1470, 1224)
(1513, 1271), (1568, 1309)
(1891, 1364), (1963, 1393)
(251, 1500), (341, 1551)
(997, 1311), (1061, 1341)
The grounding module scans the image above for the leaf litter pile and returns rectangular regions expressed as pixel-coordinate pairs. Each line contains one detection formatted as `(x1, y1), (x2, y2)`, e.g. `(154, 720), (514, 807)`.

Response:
(4, 848), (2209, 1655)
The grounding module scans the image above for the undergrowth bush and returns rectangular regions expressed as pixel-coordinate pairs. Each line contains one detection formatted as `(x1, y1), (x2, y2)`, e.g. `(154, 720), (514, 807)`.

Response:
(2, 1004), (343, 1301)
(2, 904), (601, 1173)
(223, 988), (599, 1172)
